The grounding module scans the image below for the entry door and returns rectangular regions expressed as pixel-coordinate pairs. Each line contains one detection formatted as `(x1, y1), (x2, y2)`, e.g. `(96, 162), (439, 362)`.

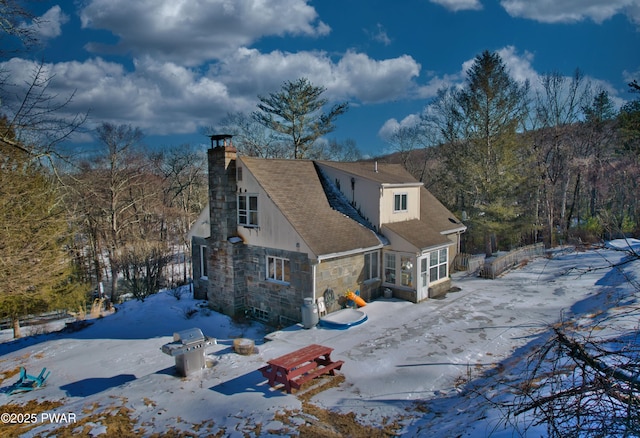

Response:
(418, 256), (429, 301)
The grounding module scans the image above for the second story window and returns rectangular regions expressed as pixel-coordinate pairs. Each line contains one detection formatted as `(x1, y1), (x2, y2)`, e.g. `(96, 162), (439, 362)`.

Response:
(238, 194), (258, 227)
(394, 193), (408, 212)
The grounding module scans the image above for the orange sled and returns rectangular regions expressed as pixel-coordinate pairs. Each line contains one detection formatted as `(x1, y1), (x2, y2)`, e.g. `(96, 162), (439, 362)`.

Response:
(346, 290), (366, 307)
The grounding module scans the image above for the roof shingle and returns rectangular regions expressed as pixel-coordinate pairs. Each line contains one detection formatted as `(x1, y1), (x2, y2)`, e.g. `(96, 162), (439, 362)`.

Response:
(241, 157), (383, 257)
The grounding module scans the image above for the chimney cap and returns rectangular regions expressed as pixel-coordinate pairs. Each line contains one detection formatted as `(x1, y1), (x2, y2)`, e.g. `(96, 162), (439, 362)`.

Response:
(209, 134), (233, 141)
(209, 134), (234, 149)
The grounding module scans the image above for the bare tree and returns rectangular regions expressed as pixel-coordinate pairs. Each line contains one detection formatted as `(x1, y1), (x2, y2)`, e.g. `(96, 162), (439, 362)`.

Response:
(0, 0), (40, 56)
(506, 245), (640, 437)
(72, 123), (147, 301)
(213, 111), (288, 158)
(0, 62), (87, 163)
(150, 144), (208, 286)
(325, 138), (362, 162)
(383, 123), (432, 178)
(532, 70), (591, 246)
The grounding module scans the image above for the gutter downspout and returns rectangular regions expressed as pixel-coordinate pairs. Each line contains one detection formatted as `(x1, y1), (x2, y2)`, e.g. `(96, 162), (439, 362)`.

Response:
(312, 261), (317, 300)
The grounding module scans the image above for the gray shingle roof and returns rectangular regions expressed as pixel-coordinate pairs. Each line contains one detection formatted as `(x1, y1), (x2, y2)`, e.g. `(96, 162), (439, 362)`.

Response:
(420, 187), (466, 235)
(240, 157), (383, 258)
(320, 160), (466, 248)
(383, 219), (451, 251)
(317, 160), (421, 185)
(241, 157), (465, 256)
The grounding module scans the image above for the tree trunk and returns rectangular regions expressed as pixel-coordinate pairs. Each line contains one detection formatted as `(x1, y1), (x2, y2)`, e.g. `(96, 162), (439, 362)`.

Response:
(485, 233), (493, 257)
(12, 317), (21, 339)
(566, 172), (581, 234)
(559, 169), (571, 241)
(110, 262), (118, 302)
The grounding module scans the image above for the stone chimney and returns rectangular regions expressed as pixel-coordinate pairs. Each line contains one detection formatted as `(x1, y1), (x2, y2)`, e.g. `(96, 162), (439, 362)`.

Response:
(208, 134), (237, 242)
(207, 134), (246, 316)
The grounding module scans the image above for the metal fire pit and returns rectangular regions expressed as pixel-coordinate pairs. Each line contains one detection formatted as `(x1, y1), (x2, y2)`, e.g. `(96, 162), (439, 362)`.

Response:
(161, 328), (215, 377)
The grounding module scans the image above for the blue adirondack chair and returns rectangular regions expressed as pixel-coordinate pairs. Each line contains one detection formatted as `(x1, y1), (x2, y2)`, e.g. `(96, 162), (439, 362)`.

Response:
(10, 367), (50, 394)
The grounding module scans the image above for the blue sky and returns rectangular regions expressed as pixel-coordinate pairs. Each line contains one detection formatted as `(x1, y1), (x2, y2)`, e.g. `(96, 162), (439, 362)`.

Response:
(3, 0), (640, 157)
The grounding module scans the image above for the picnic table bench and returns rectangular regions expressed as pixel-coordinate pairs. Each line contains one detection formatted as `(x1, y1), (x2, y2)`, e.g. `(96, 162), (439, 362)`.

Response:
(259, 344), (344, 393)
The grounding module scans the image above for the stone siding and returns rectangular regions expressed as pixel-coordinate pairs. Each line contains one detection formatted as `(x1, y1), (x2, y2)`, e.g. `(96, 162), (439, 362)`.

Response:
(206, 145), (247, 317)
(243, 246), (312, 328)
(315, 254), (382, 313)
(428, 279), (451, 299)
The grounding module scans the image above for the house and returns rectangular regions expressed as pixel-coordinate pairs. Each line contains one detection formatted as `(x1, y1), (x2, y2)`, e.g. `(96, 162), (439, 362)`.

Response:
(190, 135), (466, 327)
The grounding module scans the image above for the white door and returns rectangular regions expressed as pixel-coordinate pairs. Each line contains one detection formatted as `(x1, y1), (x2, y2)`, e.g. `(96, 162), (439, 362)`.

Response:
(418, 256), (429, 301)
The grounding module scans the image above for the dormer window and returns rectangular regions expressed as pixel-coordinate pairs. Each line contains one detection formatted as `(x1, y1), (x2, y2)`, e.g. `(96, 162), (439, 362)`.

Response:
(394, 193), (408, 212)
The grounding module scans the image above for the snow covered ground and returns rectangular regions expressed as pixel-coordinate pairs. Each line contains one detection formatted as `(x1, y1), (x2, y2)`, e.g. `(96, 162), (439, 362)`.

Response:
(1, 240), (638, 437)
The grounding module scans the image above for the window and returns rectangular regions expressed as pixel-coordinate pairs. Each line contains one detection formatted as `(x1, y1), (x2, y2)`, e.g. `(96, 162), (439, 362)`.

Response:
(251, 307), (269, 322)
(238, 194), (258, 227)
(429, 248), (448, 282)
(200, 245), (208, 278)
(364, 251), (379, 281)
(394, 193), (407, 212)
(400, 256), (413, 287)
(267, 256), (290, 283)
(236, 166), (243, 181)
(384, 252), (396, 284)
(421, 258), (428, 287)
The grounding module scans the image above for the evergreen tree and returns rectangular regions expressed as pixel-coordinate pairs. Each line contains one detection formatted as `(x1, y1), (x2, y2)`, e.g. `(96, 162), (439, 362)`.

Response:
(456, 50), (530, 253)
(253, 78), (348, 159)
(619, 79), (640, 157)
(0, 132), (87, 338)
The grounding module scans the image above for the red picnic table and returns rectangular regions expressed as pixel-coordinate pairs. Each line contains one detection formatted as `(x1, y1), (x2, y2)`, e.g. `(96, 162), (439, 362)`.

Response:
(259, 344), (344, 393)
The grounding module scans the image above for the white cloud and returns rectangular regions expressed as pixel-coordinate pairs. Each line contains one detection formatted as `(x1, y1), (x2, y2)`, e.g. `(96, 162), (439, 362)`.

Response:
(500, 0), (640, 24)
(1, 57), (238, 136)
(494, 46), (626, 108)
(414, 72), (465, 99)
(429, 0), (483, 12)
(0, 47), (422, 139)
(496, 46), (540, 85)
(378, 114), (422, 140)
(367, 23), (392, 46)
(79, 0), (330, 66)
(331, 52), (421, 103)
(218, 48), (421, 104)
(22, 5), (69, 41)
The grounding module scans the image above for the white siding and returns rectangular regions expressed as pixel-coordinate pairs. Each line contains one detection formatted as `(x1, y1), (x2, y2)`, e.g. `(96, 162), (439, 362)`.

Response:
(236, 159), (315, 257)
(380, 186), (420, 225)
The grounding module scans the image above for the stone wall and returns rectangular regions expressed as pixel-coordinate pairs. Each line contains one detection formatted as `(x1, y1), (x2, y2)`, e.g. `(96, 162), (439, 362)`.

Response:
(243, 245), (312, 328)
(428, 278), (451, 299)
(207, 240), (247, 317)
(315, 254), (382, 313)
